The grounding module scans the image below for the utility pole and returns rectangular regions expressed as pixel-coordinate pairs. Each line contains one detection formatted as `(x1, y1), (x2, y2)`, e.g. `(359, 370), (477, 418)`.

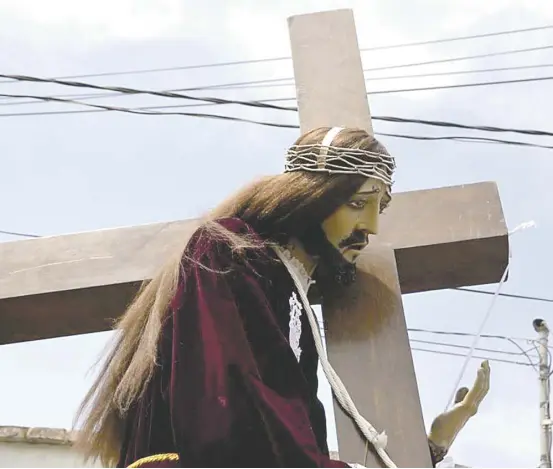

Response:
(534, 318), (552, 468)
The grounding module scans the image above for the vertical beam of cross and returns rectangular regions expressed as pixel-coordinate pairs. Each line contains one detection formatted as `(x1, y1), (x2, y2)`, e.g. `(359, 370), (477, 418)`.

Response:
(288, 9), (432, 467)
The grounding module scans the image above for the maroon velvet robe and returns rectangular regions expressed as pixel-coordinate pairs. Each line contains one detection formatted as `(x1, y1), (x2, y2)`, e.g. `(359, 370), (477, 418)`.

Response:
(118, 218), (349, 468)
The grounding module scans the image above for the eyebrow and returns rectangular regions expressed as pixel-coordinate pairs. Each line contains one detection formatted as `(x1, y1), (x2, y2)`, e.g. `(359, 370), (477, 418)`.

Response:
(355, 188), (381, 196)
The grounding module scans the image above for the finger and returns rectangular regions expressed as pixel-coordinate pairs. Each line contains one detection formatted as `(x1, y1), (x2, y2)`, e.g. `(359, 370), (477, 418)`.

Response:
(465, 366), (491, 405)
(454, 387), (469, 404)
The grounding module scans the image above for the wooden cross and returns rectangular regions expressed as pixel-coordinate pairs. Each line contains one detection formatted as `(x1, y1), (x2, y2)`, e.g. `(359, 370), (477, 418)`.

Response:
(0, 8), (508, 467)
(288, 9), (508, 466)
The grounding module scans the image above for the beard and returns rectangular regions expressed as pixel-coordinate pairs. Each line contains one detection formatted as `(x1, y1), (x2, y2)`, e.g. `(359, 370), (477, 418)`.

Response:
(299, 224), (358, 287)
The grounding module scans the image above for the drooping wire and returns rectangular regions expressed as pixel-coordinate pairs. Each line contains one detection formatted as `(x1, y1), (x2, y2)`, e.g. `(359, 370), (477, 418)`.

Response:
(179, 44), (553, 90)
(3, 63), (553, 106)
(0, 101), (549, 150)
(412, 346), (535, 367)
(453, 287), (553, 304)
(0, 229), (40, 238)
(411, 338), (538, 361)
(0, 24), (550, 83)
(444, 221), (536, 411)
(2, 72), (553, 140)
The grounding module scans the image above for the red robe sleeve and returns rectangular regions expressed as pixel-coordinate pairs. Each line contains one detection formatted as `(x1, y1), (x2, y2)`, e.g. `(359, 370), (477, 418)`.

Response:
(167, 224), (349, 468)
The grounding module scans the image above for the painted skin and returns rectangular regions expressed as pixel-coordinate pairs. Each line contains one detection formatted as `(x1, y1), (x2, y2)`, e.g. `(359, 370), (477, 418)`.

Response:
(321, 179), (491, 458)
(428, 360), (491, 452)
(321, 177), (390, 264)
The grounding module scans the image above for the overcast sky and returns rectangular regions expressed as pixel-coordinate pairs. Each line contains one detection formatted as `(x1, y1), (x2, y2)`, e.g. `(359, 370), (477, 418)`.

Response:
(1, 0), (553, 467)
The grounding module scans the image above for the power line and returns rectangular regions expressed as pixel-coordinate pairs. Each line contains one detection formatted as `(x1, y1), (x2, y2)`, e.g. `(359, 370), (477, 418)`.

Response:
(4, 63), (553, 107)
(174, 44), (553, 92)
(0, 98), (301, 128)
(255, 74), (553, 101)
(143, 45), (553, 94)
(2, 74), (553, 140)
(0, 229), (40, 238)
(409, 327), (551, 365)
(411, 346), (534, 367)
(134, 103), (553, 141)
(0, 74), (297, 112)
(1, 74), (551, 148)
(410, 338), (537, 358)
(0, 24), (550, 84)
(454, 287), (553, 304)
(183, 63), (553, 91)
(375, 132), (553, 150)
(72, 71), (553, 111)
(412, 337), (538, 370)
(373, 115), (553, 137)
(367, 74), (553, 95)
(1, 103), (551, 150)
(91, 28), (552, 74)
(93, 74), (553, 125)
(0, 98), (549, 149)
(2, 43), (552, 102)
(104, 74), (553, 105)
(408, 327), (534, 342)
(318, 321), (537, 366)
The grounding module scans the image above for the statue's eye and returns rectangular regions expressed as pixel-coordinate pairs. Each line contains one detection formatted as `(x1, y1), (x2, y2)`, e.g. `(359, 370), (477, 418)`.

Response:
(380, 196), (391, 214)
(348, 200), (366, 209)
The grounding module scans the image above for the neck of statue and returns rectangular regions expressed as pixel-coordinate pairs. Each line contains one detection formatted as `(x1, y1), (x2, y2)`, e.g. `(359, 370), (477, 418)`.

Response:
(285, 237), (318, 278)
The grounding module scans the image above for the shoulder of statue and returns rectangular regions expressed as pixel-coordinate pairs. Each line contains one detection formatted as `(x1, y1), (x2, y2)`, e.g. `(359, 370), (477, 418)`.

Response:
(184, 217), (274, 270)
(194, 216), (260, 238)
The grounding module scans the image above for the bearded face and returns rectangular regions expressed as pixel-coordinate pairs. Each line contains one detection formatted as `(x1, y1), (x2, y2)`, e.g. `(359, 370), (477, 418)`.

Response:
(301, 177), (391, 287)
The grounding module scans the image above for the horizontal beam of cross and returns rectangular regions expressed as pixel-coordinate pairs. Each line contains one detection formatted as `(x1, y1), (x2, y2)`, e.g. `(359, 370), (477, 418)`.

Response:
(0, 181), (507, 345)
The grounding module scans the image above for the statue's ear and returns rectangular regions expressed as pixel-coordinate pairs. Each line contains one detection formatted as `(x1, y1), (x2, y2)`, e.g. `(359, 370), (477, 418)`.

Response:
(454, 387), (469, 404)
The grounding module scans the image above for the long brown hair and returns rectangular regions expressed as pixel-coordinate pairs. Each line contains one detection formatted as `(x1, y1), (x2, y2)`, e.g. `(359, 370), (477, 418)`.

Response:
(73, 127), (391, 467)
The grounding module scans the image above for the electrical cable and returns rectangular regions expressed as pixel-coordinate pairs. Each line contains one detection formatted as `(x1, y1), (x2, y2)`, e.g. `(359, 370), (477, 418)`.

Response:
(410, 338), (538, 358)
(412, 346), (534, 367)
(46, 43), (551, 95)
(0, 24), (550, 83)
(0, 101), (549, 150)
(190, 44), (553, 90)
(3, 63), (553, 106)
(0, 229), (40, 238)
(4, 73), (553, 117)
(87, 101), (553, 139)
(2, 74), (553, 140)
(453, 287), (553, 303)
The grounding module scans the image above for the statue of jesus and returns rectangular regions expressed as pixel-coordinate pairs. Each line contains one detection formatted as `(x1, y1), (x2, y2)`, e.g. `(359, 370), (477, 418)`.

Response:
(74, 127), (490, 468)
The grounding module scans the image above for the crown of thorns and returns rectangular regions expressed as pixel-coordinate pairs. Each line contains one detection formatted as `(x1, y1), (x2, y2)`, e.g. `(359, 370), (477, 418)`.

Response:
(284, 143), (396, 188)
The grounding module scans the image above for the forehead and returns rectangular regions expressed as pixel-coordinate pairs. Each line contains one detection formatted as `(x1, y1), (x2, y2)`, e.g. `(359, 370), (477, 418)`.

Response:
(354, 177), (388, 195)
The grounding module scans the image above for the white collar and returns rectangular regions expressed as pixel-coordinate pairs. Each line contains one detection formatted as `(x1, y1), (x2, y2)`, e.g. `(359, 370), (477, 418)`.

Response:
(272, 245), (315, 295)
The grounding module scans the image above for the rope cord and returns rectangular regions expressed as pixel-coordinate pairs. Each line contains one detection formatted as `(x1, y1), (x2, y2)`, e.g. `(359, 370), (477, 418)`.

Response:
(444, 220), (536, 411)
(273, 247), (396, 468)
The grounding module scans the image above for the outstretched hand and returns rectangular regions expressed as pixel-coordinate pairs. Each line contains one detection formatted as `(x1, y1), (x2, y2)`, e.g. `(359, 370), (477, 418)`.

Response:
(428, 361), (491, 451)
(455, 359), (490, 414)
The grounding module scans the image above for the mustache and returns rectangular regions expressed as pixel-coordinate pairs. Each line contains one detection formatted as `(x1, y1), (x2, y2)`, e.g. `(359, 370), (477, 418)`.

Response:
(338, 231), (368, 249)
